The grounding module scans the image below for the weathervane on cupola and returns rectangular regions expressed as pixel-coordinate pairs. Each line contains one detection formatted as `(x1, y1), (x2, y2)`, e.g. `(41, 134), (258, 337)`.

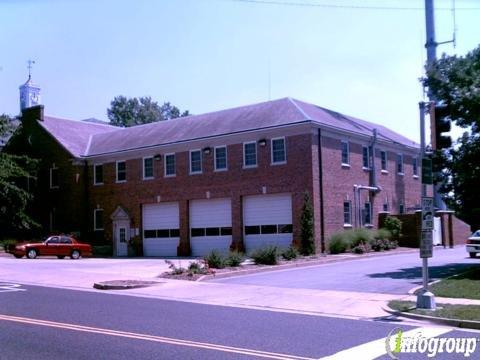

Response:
(19, 59), (41, 111)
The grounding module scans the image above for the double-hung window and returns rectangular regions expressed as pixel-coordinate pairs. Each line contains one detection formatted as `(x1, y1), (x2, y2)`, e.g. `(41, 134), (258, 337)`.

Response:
(143, 157), (154, 179)
(362, 146), (370, 169)
(271, 137), (286, 164)
(165, 153), (176, 177)
(413, 157), (418, 177)
(381, 151), (387, 172)
(214, 146), (227, 171)
(341, 141), (349, 166)
(94, 209), (104, 230)
(50, 166), (59, 189)
(363, 202), (372, 225)
(244, 142), (257, 168)
(397, 154), (404, 175)
(94, 164), (103, 185)
(190, 150), (202, 174)
(343, 201), (352, 225)
(116, 161), (126, 182)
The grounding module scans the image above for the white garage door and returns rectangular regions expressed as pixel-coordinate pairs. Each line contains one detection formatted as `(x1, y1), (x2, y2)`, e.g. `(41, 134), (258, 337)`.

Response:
(143, 202), (179, 256)
(190, 198), (232, 257)
(243, 193), (293, 253)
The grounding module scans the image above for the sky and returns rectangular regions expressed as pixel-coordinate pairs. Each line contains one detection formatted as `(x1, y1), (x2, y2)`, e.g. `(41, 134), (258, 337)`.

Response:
(0, 0), (478, 142)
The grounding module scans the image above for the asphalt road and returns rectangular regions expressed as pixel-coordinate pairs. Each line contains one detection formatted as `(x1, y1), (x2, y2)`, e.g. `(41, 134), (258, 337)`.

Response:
(0, 283), (427, 359)
(211, 247), (477, 294)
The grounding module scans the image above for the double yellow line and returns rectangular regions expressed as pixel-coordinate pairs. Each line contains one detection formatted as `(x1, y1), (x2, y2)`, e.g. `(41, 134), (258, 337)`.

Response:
(0, 314), (315, 360)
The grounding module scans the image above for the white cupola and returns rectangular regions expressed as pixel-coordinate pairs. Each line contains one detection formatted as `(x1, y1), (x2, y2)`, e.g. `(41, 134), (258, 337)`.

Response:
(19, 60), (41, 111)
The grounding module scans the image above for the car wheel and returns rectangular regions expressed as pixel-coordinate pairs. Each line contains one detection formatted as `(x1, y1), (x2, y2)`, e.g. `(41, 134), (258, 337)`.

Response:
(57, 256), (65, 259)
(469, 253), (477, 258)
(14, 254), (23, 259)
(70, 250), (81, 259)
(26, 249), (37, 259)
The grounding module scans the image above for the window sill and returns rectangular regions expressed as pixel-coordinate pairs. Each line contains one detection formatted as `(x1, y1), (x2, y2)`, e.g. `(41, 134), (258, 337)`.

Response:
(243, 165), (258, 169)
(116, 180), (127, 183)
(364, 224), (374, 229)
(362, 167), (371, 171)
(214, 168), (228, 172)
(94, 182), (104, 186)
(397, 173), (405, 176)
(343, 224), (353, 228)
(341, 163), (350, 168)
(413, 175), (419, 179)
(50, 186), (59, 190)
(189, 171), (203, 175)
(271, 161), (287, 166)
(164, 174), (176, 178)
(381, 170), (389, 174)
(143, 177), (154, 181)
(94, 228), (104, 231)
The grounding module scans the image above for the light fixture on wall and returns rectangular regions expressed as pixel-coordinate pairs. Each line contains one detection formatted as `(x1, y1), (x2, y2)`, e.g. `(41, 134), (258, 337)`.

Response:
(203, 147), (212, 155)
(258, 139), (267, 147)
(154, 154), (162, 161)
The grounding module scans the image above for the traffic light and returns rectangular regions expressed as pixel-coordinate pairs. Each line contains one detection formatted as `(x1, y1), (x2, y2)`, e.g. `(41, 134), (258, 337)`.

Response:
(430, 102), (452, 150)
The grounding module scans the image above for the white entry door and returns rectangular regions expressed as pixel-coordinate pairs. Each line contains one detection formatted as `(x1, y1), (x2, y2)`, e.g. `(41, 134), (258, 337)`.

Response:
(114, 220), (129, 257)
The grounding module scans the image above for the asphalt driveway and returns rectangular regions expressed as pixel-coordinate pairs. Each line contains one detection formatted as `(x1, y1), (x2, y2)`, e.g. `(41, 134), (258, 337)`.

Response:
(210, 246), (477, 294)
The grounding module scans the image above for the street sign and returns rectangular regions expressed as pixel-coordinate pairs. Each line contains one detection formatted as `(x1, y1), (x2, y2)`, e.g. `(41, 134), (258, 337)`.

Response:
(422, 157), (433, 184)
(420, 231), (433, 258)
(422, 197), (434, 231)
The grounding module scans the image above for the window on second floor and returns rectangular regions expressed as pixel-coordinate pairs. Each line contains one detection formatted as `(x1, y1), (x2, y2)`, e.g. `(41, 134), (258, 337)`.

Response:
(116, 161), (126, 182)
(343, 201), (352, 225)
(397, 154), (404, 175)
(165, 153), (176, 177)
(381, 151), (387, 172)
(190, 150), (202, 174)
(94, 164), (103, 185)
(215, 146), (227, 171)
(362, 146), (370, 169)
(244, 142), (257, 168)
(271, 137), (286, 164)
(143, 157), (154, 179)
(413, 157), (418, 177)
(341, 141), (349, 165)
(50, 166), (59, 189)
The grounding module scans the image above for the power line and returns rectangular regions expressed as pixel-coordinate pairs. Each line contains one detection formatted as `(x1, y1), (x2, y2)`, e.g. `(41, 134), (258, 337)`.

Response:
(226, 0), (480, 11)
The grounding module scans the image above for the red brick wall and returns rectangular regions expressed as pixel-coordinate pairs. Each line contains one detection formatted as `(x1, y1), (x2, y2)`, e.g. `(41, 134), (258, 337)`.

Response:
(88, 133), (315, 254)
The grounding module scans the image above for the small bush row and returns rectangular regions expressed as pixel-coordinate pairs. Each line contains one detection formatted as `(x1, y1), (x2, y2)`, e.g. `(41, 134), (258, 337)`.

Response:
(204, 250), (245, 269)
(329, 228), (398, 254)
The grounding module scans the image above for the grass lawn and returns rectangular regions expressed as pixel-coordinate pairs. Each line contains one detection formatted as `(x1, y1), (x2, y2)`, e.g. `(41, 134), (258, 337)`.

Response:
(389, 300), (480, 322)
(427, 267), (480, 300)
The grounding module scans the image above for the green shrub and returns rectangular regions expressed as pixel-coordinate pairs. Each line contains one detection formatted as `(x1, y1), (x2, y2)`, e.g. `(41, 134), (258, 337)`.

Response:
(350, 228), (374, 247)
(92, 245), (113, 257)
(384, 216), (402, 238)
(300, 192), (315, 255)
(204, 250), (225, 269)
(165, 260), (186, 275)
(370, 239), (386, 252)
(352, 244), (367, 254)
(329, 231), (352, 254)
(251, 246), (278, 265)
(375, 228), (392, 241)
(225, 251), (244, 267)
(389, 240), (399, 249)
(281, 246), (299, 260)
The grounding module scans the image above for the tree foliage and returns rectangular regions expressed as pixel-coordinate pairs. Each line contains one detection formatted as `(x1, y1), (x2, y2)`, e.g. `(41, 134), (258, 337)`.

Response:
(107, 96), (190, 127)
(300, 192), (315, 255)
(423, 46), (480, 228)
(0, 114), (39, 236)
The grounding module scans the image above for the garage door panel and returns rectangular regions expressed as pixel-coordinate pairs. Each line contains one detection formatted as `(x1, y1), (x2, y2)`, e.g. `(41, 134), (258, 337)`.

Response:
(190, 198), (232, 257)
(143, 202), (180, 257)
(243, 193), (293, 253)
(191, 236), (231, 257)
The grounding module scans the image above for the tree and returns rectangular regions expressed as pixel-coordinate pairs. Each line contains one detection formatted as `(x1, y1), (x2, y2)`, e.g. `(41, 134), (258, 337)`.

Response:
(422, 45), (480, 228)
(0, 114), (38, 237)
(107, 96), (189, 127)
(300, 192), (315, 255)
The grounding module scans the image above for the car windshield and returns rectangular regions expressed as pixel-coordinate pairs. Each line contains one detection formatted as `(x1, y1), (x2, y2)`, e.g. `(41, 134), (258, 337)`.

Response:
(472, 230), (480, 237)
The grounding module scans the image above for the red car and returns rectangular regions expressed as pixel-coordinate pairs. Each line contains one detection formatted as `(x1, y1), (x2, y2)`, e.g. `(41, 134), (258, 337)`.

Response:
(8, 235), (92, 259)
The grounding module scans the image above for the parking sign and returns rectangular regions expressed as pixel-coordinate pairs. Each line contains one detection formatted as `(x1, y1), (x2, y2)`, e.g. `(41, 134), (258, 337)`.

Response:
(422, 197), (434, 231)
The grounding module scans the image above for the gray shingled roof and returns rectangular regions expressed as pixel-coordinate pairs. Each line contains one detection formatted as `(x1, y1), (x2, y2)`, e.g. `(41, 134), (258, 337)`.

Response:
(39, 98), (418, 158)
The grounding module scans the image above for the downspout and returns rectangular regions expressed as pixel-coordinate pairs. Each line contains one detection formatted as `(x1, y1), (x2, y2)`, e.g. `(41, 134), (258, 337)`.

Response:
(370, 129), (378, 190)
(318, 129), (326, 253)
(83, 160), (90, 242)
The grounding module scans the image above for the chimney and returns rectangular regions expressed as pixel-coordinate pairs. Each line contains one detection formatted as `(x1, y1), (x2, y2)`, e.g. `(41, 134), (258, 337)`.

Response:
(21, 104), (44, 123)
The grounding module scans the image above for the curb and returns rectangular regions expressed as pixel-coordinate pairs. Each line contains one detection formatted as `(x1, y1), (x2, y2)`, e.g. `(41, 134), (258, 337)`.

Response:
(93, 280), (162, 290)
(382, 304), (480, 330)
(198, 248), (419, 281)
